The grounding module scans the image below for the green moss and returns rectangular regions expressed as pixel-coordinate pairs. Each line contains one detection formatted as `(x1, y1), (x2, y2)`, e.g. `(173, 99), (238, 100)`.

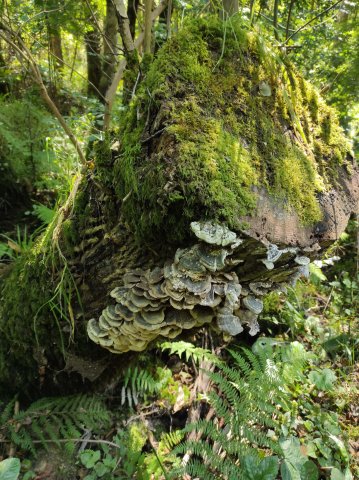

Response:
(0, 248), (62, 393)
(111, 16), (353, 244)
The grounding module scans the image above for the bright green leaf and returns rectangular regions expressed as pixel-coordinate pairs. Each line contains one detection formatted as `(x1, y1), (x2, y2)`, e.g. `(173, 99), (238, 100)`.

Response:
(0, 458), (21, 480)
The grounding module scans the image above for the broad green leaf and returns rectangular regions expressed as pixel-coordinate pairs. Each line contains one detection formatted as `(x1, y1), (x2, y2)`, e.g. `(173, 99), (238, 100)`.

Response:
(281, 460), (301, 480)
(94, 462), (109, 477)
(280, 437), (307, 467)
(0, 458), (21, 480)
(300, 460), (319, 480)
(331, 468), (345, 480)
(328, 435), (350, 464)
(308, 369), (337, 391)
(256, 456), (279, 479)
(80, 450), (101, 469)
(242, 456), (279, 480)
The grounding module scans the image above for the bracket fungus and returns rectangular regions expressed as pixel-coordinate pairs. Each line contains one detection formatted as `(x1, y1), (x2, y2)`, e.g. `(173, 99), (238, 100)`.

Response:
(87, 221), (344, 353)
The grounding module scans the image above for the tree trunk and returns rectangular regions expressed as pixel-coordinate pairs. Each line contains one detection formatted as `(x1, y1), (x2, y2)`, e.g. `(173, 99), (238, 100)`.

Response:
(85, 28), (102, 98)
(99, 0), (119, 98)
(48, 23), (64, 74)
(127, 0), (140, 40)
(222, 0), (239, 16)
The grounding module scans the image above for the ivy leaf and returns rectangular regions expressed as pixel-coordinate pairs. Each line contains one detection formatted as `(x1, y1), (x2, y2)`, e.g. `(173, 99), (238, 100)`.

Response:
(300, 460), (319, 480)
(308, 368), (337, 391)
(80, 450), (101, 469)
(0, 458), (21, 480)
(242, 455), (279, 480)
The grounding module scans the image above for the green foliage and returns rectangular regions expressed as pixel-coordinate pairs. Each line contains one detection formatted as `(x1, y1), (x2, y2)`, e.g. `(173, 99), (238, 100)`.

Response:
(77, 423), (160, 480)
(308, 368), (337, 392)
(120, 366), (163, 408)
(170, 348), (287, 478)
(160, 340), (218, 364)
(31, 204), (56, 225)
(0, 98), (55, 186)
(0, 458), (20, 480)
(0, 227), (35, 260)
(0, 395), (110, 456)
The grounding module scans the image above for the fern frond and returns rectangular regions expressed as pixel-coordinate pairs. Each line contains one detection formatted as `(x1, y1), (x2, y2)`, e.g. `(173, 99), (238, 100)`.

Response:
(0, 394), (110, 455)
(169, 347), (289, 478)
(160, 341), (219, 364)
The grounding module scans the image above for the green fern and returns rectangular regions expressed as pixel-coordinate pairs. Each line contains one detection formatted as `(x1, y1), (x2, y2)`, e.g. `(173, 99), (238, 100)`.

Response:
(121, 367), (163, 408)
(0, 394), (110, 455)
(169, 348), (287, 479)
(160, 341), (219, 364)
(161, 430), (185, 451)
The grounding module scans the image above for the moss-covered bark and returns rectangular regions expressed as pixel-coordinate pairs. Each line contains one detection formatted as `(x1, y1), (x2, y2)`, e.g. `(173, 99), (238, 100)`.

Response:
(111, 17), (354, 244)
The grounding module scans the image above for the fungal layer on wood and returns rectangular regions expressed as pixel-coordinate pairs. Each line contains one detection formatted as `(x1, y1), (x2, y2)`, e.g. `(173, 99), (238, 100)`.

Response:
(87, 222), (311, 353)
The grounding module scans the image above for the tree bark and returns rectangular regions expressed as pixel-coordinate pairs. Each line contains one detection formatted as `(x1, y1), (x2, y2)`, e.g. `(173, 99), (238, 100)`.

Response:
(48, 23), (64, 74)
(127, 0), (140, 40)
(144, 0), (153, 54)
(85, 28), (102, 98)
(99, 0), (119, 98)
(222, 0), (239, 17)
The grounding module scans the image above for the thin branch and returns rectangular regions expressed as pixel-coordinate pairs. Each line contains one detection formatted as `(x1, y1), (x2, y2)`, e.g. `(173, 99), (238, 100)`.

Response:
(0, 437), (123, 450)
(112, 0), (135, 54)
(103, 0), (168, 130)
(0, 23), (86, 164)
(273, 0), (280, 40)
(34, 36), (106, 102)
(282, 0), (344, 45)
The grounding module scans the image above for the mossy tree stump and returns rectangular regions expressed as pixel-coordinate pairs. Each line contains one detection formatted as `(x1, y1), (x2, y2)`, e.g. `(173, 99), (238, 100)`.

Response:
(0, 17), (357, 395)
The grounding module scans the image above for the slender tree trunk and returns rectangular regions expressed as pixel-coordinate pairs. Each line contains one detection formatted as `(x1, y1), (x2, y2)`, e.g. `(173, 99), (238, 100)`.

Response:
(127, 0), (140, 40)
(48, 23), (64, 73)
(222, 0), (239, 17)
(273, 0), (280, 40)
(99, 0), (118, 98)
(85, 28), (102, 98)
(144, 0), (153, 54)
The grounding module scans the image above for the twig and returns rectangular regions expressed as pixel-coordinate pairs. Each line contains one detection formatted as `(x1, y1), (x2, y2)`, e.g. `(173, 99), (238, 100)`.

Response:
(141, 126), (166, 144)
(282, 0), (344, 45)
(0, 437), (123, 450)
(8, 401), (20, 457)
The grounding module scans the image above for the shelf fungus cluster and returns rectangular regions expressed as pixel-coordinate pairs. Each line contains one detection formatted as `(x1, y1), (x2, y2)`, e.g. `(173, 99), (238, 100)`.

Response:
(87, 222), (312, 354)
